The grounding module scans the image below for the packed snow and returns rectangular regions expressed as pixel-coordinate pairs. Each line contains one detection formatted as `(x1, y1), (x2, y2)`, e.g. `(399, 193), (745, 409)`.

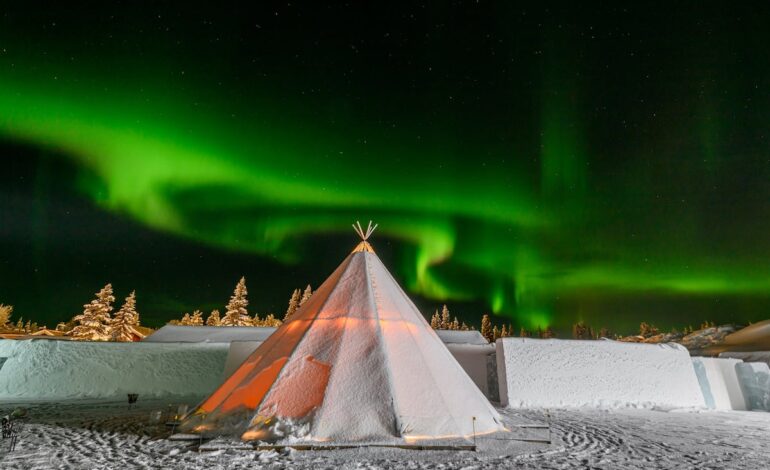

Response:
(496, 338), (705, 409)
(0, 339), (229, 399)
(2, 399), (770, 469)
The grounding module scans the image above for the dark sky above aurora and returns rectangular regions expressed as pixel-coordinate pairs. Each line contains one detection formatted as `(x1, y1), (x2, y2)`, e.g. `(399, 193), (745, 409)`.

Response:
(1, 2), (770, 332)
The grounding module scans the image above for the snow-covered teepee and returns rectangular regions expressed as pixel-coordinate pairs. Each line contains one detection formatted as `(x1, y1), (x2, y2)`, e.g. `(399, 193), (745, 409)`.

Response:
(181, 222), (503, 444)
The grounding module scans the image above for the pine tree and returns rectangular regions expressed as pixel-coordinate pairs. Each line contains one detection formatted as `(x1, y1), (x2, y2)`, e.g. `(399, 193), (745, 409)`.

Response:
(440, 305), (451, 329)
(262, 313), (281, 327)
(430, 310), (441, 329)
(460, 322), (469, 331)
(520, 327), (530, 338)
(206, 309), (221, 326)
(284, 289), (301, 320)
(222, 277), (251, 326)
(190, 310), (204, 326)
(572, 322), (589, 340)
(450, 316), (460, 331)
(492, 325), (500, 341)
(299, 284), (313, 307)
(599, 327), (611, 339)
(72, 284), (115, 341)
(544, 326), (555, 338)
(500, 324), (508, 338)
(30, 321), (39, 333)
(15, 318), (23, 332)
(111, 291), (139, 342)
(24, 320), (31, 333)
(481, 314), (493, 342)
(0, 304), (12, 329)
(180, 313), (192, 325)
(639, 322), (659, 338)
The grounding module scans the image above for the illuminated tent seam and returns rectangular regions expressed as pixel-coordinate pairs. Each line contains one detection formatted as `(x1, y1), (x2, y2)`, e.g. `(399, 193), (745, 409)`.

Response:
(364, 252), (403, 434)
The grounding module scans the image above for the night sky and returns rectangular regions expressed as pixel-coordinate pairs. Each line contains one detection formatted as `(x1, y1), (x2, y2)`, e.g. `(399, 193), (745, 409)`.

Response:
(2, 3), (770, 332)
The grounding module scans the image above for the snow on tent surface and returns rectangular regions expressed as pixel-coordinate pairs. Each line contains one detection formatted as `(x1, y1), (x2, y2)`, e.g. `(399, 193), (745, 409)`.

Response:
(180, 239), (503, 443)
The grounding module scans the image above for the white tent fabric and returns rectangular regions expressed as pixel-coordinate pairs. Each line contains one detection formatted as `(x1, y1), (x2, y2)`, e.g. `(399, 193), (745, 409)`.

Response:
(181, 240), (503, 443)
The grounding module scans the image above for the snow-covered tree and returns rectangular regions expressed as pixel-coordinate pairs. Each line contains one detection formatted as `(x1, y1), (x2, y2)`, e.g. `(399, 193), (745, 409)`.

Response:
(190, 310), (204, 326)
(284, 289), (301, 320)
(180, 313), (192, 325)
(440, 305), (450, 329)
(299, 284), (313, 307)
(543, 326), (555, 338)
(450, 316), (460, 331)
(111, 291), (140, 342)
(71, 284), (115, 341)
(0, 304), (12, 329)
(429, 309), (440, 329)
(519, 327), (530, 338)
(492, 325), (500, 341)
(460, 322), (470, 331)
(262, 313), (281, 327)
(221, 277), (251, 326)
(206, 309), (221, 326)
(15, 318), (23, 332)
(481, 314), (492, 342)
(500, 324), (508, 338)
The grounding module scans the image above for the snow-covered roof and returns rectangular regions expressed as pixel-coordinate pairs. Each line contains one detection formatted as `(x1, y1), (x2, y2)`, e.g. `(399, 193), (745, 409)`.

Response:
(142, 325), (277, 343)
(434, 329), (488, 345)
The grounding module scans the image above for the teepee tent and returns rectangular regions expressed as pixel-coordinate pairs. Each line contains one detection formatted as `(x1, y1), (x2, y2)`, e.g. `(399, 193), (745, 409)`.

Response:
(181, 222), (503, 443)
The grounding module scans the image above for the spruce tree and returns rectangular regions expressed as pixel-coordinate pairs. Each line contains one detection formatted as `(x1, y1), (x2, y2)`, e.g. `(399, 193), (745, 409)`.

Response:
(284, 289), (301, 320)
(544, 326), (555, 338)
(299, 284), (313, 307)
(190, 310), (204, 326)
(206, 309), (221, 326)
(492, 325), (500, 341)
(262, 313), (281, 327)
(481, 314), (493, 343)
(111, 291), (139, 342)
(451, 316), (460, 330)
(440, 305), (451, 329)
(520, 327), (530, 338)
(15, 318), (24, 332)
(180, 313), (192, 325)
(500, 324), (508, 338)
(430, 310), (441, 329)
(222, 277), (251, 326)
(0, 304), (12, 330)
(72, 284), (115, 341)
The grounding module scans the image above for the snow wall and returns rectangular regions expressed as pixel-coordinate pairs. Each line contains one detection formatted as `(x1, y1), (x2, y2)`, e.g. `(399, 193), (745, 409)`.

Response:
(720, 351), (770, 368)
(735, 362), (770, 411)
(143, 325), (277, 343)
(0, 339), (229, 400)
(496, 338), (705, 409)
(691, 357), (747, 410)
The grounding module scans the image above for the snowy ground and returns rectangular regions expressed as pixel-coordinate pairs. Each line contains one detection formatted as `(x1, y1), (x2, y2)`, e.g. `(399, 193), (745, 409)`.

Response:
(1, 399), (769, 469)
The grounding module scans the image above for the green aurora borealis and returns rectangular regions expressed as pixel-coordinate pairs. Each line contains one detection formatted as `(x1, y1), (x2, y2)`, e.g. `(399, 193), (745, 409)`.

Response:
(2, 3), (770, 331)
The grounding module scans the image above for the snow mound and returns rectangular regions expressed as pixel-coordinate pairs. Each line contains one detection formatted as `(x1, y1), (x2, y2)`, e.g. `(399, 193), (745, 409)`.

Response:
(0, 339), (229, 399)
(496, 338), (705, 409)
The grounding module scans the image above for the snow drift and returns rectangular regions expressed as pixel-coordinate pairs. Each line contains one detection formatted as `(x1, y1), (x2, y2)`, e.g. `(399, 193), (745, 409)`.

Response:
(496, 338), (705, 409)
(0, 339), (229, 399)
